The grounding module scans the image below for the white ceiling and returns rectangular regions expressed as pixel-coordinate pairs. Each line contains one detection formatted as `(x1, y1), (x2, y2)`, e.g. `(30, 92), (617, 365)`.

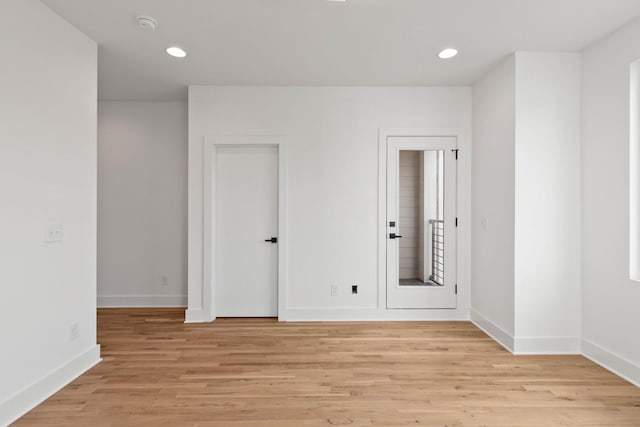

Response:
(42, 0), (640, 101)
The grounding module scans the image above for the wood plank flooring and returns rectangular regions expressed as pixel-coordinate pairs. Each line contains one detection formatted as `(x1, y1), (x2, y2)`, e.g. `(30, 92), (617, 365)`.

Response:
(15, 309), (640, 426)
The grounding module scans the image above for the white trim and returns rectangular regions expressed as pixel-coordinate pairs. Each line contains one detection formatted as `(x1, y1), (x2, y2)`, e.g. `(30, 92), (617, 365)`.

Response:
(98, 295), (187, 308)
(378, 128), (470, 315)
(514, 336), (581, 355)
(631, 61), (640, 282)
(282, 307), (470, 322)
(185, 308), (208, 323)
(470, 308), (515, 353)
(199, 135), (288, 322)
(202, 141), (215, 321)
(582, 339), (640, 387)
(470, 309), (581, 355)
(0, 345), (101, 426)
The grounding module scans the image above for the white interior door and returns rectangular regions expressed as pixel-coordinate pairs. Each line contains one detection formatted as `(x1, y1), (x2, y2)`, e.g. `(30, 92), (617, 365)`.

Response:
(215, 145), (278, 317)
(386, 136), (457, 309)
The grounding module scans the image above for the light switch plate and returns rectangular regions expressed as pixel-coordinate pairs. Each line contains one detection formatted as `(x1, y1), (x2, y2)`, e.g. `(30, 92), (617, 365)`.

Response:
(45, 224), (63, 243)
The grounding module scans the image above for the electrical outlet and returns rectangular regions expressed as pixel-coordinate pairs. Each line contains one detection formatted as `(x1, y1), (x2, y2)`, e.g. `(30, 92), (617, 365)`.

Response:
(70, 322), (80, 341)
(481, 218), (489, 231)
(160, 275), (169, 287)
(351, 284), (358, 294)
(330, 284), (338, 296)
(44, 223), (63, 243)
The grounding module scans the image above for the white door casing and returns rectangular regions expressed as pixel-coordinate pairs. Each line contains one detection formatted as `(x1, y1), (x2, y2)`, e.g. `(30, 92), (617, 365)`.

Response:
(198, 135), (287, 322)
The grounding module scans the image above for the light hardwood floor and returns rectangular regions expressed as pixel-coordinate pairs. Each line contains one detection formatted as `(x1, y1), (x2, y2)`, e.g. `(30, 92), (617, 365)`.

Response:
(15, 309), (640, 426)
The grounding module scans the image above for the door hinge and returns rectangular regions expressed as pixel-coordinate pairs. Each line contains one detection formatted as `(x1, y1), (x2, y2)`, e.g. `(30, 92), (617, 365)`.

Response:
(452, 149), (459, 160)
(455, 284), (458, 294)
(455, 217), (458, 227)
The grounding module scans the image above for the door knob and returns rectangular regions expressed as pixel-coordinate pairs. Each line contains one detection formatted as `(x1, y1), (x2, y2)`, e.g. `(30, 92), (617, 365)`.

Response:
(389, 233), (402, 239)
(265, 237), (278, 243)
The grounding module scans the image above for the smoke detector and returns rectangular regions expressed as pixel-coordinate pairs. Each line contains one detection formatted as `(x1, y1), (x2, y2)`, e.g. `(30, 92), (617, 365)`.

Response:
(137, 16), (158, 31)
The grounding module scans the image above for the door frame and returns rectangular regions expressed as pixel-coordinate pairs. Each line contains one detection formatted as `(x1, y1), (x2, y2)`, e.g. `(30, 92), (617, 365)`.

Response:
(203, 135), (288, 321)
(378, 128), (469, 312)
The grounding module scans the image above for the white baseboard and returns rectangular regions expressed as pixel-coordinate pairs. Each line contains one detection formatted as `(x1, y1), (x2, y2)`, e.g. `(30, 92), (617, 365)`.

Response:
(184, 306), (469, 323)
(184, 308), (214, 323)
(0, 345), (101, 426)
(514, 336), (581, 355)
(469, 309), (582, 355)
(470, 308), (515, 353)
(280, 307), (470, 322)
(98, 294), (187, 308)
(582, 339), (640, 387)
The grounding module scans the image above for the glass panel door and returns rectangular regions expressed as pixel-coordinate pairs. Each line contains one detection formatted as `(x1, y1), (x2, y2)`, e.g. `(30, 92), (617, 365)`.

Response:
(386, 137), (457, 309)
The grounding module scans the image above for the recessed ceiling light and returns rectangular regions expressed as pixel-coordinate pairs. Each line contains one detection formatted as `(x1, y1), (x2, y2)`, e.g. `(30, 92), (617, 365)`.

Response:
(438, 48), (458, 59)
(166, 46), (187, 58)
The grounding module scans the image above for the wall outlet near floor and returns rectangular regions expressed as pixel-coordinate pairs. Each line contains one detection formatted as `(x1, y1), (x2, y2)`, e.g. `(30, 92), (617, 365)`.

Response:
(330, 284), (339, 296)
(160, 275), (169, 287)
(351, 284), (358, 294)
(70, 322), (80, 341)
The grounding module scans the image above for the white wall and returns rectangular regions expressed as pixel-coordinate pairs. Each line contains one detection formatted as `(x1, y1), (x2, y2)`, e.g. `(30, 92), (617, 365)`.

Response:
(471, 56), (517, 343)
(97, 102), (188, 307)
(582, 18), (640, 385)
(0, 0), (99, 423)
(514, 52), (582, 353)
(188, 86), (471, 321)
(471, 53), (582, 354)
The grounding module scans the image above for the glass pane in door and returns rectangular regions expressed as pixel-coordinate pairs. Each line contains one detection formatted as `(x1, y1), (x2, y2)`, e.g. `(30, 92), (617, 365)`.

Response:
(397, 149), (445, 287)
